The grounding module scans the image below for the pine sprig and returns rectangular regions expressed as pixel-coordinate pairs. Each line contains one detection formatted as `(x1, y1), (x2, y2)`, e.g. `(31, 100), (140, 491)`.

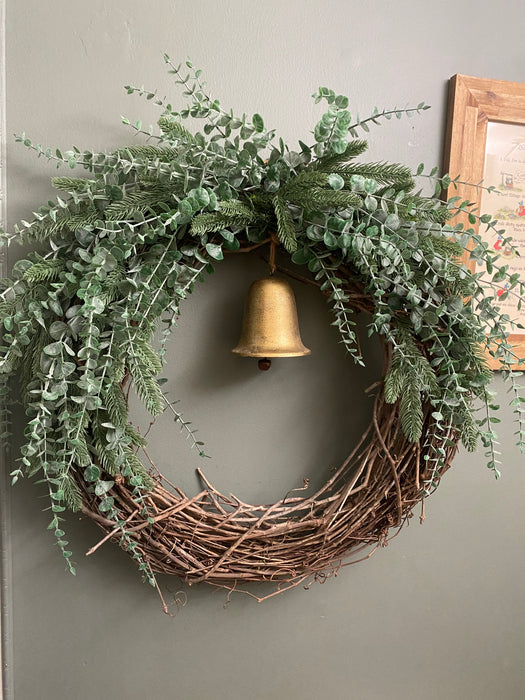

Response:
(127, 357), (164, 416)
(273, 195), (298, 252)
(190, 200), (258, 236)
(104, 382), (129, 428)
(314, 139), (369, 169)
(331, 162), (415, 189)
(308, 188), (363, 210)
(384, 326), (438, 442)
(52, 176), (98, 192)
(22, 258), (65, 283)
(157, 117), (197, 145)
(105, 189), (176, 221)
(61, 472), (83, 512)
(117, 143), (182, 160)
(400, 377), (424, 443)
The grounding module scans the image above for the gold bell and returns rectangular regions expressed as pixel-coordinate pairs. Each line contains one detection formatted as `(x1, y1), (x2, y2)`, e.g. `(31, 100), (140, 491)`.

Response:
(232, 276), (311, 370)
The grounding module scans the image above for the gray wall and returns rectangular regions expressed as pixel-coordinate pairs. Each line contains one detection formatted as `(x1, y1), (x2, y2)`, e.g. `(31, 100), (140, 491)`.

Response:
(3, 1), (525, 699)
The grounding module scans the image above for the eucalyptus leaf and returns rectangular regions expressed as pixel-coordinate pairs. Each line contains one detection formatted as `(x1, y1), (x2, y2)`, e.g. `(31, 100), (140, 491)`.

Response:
(205, 243), (224, 260)
(84, 466), (101, 482)
(43, 342), (63, 357)
(252, 114), (264, 133)
(328, 173), (344, 190)
(95, 480), (115, 496)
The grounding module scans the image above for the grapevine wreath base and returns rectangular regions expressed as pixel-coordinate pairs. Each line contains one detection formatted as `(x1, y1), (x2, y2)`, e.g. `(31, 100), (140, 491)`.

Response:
(79, 392), (456, 604)
(77, 272), (457, 605)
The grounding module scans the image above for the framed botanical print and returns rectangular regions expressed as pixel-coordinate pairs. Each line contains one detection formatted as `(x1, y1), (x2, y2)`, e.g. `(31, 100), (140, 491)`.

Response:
(444, 74), (525, 369)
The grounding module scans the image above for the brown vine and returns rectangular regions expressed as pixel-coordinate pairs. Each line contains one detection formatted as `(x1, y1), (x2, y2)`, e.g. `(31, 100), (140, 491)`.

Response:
(76, 257), (458, 606)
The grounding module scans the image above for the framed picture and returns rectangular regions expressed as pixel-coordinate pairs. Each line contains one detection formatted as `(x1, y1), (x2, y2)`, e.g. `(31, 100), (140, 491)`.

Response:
(443, 74), (525, 369)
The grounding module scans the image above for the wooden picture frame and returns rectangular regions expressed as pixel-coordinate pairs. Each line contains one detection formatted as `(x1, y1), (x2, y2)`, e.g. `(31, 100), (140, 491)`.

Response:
(443, 74), (525, 369)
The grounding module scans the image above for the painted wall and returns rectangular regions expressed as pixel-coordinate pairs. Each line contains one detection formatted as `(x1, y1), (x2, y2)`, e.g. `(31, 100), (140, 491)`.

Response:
(3, 1), (525, 699)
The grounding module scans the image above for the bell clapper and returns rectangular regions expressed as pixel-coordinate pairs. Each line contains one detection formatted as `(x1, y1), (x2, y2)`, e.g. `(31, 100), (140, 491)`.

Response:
(258, 358), (272, 371)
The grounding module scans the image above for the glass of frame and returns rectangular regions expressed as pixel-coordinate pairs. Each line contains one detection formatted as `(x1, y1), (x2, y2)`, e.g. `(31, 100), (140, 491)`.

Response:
(443, 74), (525, 369)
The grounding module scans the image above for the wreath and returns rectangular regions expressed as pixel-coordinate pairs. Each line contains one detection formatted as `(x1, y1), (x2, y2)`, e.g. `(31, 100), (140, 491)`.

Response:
(1, 57), (523, 609)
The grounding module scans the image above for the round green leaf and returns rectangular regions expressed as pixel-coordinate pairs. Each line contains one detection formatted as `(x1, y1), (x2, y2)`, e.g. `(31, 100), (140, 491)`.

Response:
(252, 114), (264, 133)
(95, 480), (115, 496)
(205, 243), (224, 260)
(43, 342), (63, 357)
(84, 465), (101, 482)
(328, 173), (344, 191)
(99, 496), (115, 513)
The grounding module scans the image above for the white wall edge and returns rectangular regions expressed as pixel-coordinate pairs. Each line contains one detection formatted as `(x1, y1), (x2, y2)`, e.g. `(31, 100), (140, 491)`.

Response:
(0, 0), (13, 697)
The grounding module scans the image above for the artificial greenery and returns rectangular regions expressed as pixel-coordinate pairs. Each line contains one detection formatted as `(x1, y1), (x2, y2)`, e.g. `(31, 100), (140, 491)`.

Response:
(0, 56), (523, 584)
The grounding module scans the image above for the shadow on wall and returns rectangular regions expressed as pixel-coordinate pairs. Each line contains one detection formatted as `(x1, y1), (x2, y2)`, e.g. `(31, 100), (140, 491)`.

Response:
(128, 252), (384, 504)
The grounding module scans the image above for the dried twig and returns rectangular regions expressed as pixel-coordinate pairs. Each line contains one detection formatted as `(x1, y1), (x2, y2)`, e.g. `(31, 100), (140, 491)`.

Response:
(76, 333), (457, 600)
